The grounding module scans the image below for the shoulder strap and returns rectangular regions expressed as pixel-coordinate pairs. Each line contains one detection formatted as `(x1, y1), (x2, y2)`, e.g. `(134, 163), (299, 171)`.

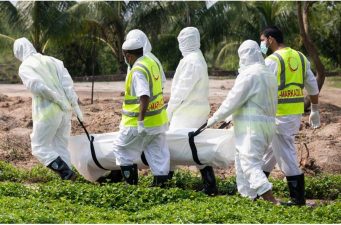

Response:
(188, 123), (207, 165)
(77, 117), (109, 170)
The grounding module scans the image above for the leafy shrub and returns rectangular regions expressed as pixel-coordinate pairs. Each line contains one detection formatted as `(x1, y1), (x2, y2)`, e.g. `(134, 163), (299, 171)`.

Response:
(0, 196), (129, 223)
(0, 183), (340, 223)
(0, 161), (57, 183)
(0, 161), (27, 182)
(0, 163), (340, 224)
(271, 175), (341, 200)
(305, 175), (341, 200)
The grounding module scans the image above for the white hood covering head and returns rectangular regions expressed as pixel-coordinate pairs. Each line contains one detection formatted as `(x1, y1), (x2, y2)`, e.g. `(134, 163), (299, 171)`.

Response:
(13, 37), (37, 62)
(126, 29), (152, 54)
(238, 40), (265, 72)
(177, 27), (201, 57)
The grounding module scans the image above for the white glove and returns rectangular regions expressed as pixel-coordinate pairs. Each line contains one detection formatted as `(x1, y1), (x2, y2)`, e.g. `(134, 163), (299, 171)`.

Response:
(166, 106), (173, 123)
(138, 121), (147, 136)
(309, 104), (320, 129)
(41, 86), (60, 103)
(73, 104), (84, 122)
(207, 117), (217, 128)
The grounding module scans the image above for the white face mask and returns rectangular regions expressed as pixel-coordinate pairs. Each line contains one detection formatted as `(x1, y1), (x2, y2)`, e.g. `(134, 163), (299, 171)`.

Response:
(260, 41), (268, 55)
(124, 56), (131, 70)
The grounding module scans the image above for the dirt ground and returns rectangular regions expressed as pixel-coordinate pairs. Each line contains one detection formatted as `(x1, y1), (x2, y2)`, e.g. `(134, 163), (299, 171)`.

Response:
(0, 78), (340, 179)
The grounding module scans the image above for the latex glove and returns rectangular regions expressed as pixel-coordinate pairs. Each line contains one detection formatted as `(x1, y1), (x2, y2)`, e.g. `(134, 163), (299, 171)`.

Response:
(166, 106), (173, 123)
(309, 104), (320, 129)
(138, 121), (147, 136)
(73, 104), (84, 122)
(207, 117), (217, 128)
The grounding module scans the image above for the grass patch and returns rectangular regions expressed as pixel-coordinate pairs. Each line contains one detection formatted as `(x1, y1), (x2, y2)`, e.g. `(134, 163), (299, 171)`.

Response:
(0, 161), (340, 223)
(326, 76), (341, 88)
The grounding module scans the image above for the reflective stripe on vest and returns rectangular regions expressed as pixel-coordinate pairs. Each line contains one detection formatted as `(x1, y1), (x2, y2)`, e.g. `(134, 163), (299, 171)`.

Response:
(122, 105), (167, 117)
(269, 48), (306, 116)
(122, 56), (168, 127)
(272, 52), (305, 90)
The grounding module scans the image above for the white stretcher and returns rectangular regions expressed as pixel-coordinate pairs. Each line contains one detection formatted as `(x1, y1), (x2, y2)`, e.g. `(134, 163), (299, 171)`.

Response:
(68, 122), (236, 182)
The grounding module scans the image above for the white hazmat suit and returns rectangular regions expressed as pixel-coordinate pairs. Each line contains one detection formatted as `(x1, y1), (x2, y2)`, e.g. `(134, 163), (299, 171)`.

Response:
(207, 40), (278, 198)
(167, 27), (210, 130)
(13, 38), (82, 169)
(166, 27), (217, 195)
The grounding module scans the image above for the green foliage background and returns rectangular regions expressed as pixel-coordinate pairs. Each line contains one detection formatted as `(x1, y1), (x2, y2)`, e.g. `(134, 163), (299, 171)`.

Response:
(0, 1), (340, 82)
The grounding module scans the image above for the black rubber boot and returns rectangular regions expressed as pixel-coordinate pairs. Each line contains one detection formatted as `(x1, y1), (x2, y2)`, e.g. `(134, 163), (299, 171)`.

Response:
(97, 170), (123, 183)
(281, 174), (306, 206)
(47, 156), (77, 181)
(152, 175), (170, 188)
(263, 171), (270, 178)
(120, 164), (138, 185)
(200, 166), (218, 196)
(168, 171), (174, 180)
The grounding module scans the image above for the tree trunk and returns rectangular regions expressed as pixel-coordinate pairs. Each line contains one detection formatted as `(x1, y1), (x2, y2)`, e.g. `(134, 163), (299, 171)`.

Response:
(297, 1), (325, 110)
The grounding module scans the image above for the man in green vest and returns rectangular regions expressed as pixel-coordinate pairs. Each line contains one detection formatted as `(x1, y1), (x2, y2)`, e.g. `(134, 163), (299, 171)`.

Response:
(259, 26), (321, 206)
(113, 38), (170, 187)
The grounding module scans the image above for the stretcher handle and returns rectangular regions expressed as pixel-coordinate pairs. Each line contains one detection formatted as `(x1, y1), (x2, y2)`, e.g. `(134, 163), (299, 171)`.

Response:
(188, 120), (231, 166)
(188, 123), (207, 166)
(77, 117), (92, 142)
(192, 122), (208, 137)
(192, 119), (231, 137)
(76, 117), (108, 171)
(218, 121), (231, 129)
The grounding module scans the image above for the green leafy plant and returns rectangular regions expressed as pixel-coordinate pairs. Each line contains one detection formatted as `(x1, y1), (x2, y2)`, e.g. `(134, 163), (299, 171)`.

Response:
(0, 161), (340, 223)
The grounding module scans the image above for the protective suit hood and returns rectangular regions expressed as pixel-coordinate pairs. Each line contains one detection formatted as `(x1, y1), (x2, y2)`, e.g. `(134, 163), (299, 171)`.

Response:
(177, 27), (201, 57)
(126, 29), (152, 54)
(13, 37), (37, 62)
(238, 40), (265, 73)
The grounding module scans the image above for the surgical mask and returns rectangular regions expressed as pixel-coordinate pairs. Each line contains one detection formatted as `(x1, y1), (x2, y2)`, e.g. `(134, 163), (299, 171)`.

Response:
(260, 41), (268, 55)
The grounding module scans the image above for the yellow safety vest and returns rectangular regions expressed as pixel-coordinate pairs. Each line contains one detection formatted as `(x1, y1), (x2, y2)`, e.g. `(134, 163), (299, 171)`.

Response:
(267, 48), (306, 116)
(121, 56), (168, 127)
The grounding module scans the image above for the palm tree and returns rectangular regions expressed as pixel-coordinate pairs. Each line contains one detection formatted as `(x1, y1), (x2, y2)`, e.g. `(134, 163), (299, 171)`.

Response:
(0, 1), (76, 53)
(297, 1), (327, 108)
(68, 1), (142, 72)
(127, 1), (229, 69)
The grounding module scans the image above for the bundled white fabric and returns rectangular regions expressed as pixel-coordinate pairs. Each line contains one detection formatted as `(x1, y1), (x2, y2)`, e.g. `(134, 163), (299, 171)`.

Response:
(69, 128), (235, 182)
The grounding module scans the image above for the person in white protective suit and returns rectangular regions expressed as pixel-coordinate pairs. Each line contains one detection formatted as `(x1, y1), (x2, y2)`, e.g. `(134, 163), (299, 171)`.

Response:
(13, 37), (83, 180)
(166, 27), (218, 196)
(112, 38), (170, 187)
(260, 26), (320, 206)
(207, 40), (279, 204)
(97, 29), (168, 184)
